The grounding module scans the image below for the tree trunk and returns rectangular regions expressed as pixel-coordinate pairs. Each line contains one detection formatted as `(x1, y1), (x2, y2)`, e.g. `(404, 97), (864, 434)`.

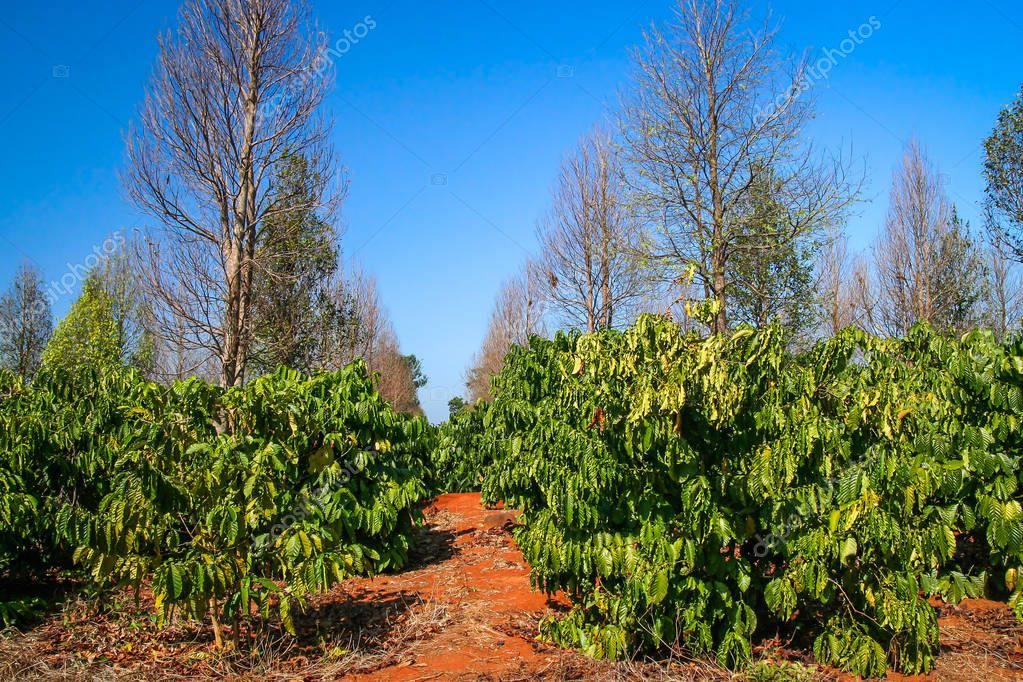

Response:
(711, 245), (728, 335)
(600, 221), (613, 329)
(221, 238), (244, 387)
(209, 597), (224, 650)
(584, 241), (596, 333)
(713, 270), (728, 334)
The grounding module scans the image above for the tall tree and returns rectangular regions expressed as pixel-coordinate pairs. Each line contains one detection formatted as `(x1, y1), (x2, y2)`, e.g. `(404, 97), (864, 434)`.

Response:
(535, 128), (646, 332)
(727, 170), (817, 335)
(984, 85), (1023, 261)
(729, 237), (815, 333)
(850, 255), (876, 333)
(817, 229), (859, 336)
(96, 245), (156, 374)
(873, 140), (987, 336)
(621, 0), (856, 333)
(447, 396), (468, 419)
(125, 0), (338, 387)
(316, 264), (424, 413)
(322, 264), (384, 370)
(41, 273), (123, 374)
(249, 153), (342, 374)
(372, 334), (426, 415)
(466, 267), (544, 402)
(404, 354), (428, 391)
(0, 263), (52, 381)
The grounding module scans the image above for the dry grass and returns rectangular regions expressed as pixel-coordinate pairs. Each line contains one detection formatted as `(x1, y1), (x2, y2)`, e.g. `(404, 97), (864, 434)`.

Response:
(925, 602), (1023, 682)
(0, 592), (453, 681)
(0, 589), (809, 682)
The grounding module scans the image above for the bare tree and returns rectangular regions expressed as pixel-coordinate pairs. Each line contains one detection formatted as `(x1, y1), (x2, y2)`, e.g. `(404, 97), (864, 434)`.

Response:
(371, 331), (424, 415)
(873, 140), (987, 336)
(850, 254), (876, 333)
(621, 0), (857, 334)
(316, 264), (423, 413)
(536, 128), (646, 332)
(151, 312), (215, 382)
(817, 229), (859, 335)
(466, 267), (545, 402)
(124, 0), (338, 387)
(321, 262), (384, 370)
(0, 262), (53, 381)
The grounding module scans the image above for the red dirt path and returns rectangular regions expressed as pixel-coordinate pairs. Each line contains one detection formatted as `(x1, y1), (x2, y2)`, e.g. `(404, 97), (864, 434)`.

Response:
(335, 492), (573, 681)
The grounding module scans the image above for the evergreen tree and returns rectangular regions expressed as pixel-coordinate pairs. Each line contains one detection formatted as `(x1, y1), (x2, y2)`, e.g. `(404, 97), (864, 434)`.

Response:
(984, 85), (1023, 260)
(930, 208), (988, 334)
(448, 396), (468, 419)
(0, 263), (53, 381)
(250, 153), (342, 373)
(41, 273), (122, 374)
(41, 251), (154, 375)
(727, 171), (817, 338)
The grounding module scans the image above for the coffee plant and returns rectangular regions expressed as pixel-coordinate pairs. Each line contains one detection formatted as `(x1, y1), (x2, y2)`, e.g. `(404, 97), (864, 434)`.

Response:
(0, 365), (139, 625)
(433, 400), (491, 493)
(0, 373), (39, 626)
(480, 315), (1023, 677)
(0, 362), (433, 645)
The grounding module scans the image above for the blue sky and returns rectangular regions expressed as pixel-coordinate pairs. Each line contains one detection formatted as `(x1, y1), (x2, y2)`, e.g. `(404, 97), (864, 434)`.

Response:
(0, 0), (1020, 421)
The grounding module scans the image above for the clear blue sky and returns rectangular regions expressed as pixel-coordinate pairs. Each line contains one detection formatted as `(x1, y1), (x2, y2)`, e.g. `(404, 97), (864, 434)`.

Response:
(0, 0), (1020, 421)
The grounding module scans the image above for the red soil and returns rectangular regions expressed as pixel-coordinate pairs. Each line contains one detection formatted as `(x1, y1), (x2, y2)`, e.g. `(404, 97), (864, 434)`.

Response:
(336, 492), (572, 681)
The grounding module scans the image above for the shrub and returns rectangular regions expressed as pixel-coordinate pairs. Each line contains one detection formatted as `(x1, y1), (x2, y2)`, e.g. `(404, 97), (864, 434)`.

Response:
(481, 315), (1023, 677)
(433, 401), (490, 493)
(0, 362), (433, 644)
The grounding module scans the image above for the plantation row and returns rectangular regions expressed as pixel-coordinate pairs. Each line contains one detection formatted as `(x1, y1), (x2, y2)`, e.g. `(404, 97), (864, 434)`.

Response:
(0, 363), (432, 647)
(441, 315), (1023, 677)
(4, 316), (1023, 676)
